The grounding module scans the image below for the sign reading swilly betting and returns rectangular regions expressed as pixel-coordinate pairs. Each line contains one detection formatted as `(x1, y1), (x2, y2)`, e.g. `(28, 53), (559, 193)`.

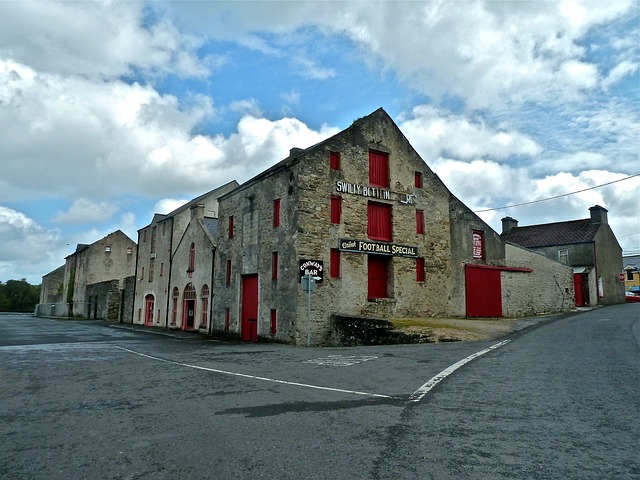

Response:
(299, 259), (324, 282)
(339, 238), (418, 258)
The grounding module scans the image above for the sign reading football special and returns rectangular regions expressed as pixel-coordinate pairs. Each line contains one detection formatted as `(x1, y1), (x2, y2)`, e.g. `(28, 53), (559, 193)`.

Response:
(299, 259), (324, 282)
(339, 238), (418, 258)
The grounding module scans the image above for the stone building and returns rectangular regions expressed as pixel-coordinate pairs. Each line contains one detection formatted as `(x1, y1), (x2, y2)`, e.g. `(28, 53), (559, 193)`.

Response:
(501, 205), (625, 306)
(212, 108), (574, 345)
(132, 181), (238, 328)
(37, 230), (136, 319)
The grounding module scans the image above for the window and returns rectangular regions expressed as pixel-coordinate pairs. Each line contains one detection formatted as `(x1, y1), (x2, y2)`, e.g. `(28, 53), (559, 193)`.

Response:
(331, 196), (342, 224)
(273, 199), (281, 228)
(142, 230), (147, 243)
(416, 210), (425, 235)
(188, 243), (195, 273)
(627, 270), (634, 281)
(148, 258), (155, 282)
(162, 222), (166, 236)
(272, 251), (278, 280)
(330, 249), (341, 278)
(369, 150), (389, 187)
(330, 151), (341, 171)
(229, 216), (234, 239)
(226, 259), (232, 286)
(416, 257), (425, 282)
(104, 246), (111, 253)
(171, 287), (179, 325)
(472, 230), (485, 260)
(140, 266), (144, 280)
(201, 285), (209, 328)
(126, 247), (132, 255)
(415, 172), (423, 188)
(225, 308), (230, 331)
(368, 202), (392, 241)
(558, 249), (569, 264)
(270, 309), (277, 335)
(368, 255), (389, 299)
(160, 262), (164, 277)
(150, 226), (157, 253)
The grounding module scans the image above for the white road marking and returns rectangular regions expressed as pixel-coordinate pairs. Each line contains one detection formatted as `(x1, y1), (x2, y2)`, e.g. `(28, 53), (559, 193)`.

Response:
(409, 339), (510, 402)
(114, 345), (393, 399)
(302, 355), (378, 366)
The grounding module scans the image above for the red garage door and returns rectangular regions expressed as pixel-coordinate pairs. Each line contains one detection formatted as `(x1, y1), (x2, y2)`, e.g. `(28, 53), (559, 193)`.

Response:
(465, 265), (502, 317)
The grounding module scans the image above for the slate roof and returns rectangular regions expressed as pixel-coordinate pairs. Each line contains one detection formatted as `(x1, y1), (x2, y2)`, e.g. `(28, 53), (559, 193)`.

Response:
(502, 218), (601, 248)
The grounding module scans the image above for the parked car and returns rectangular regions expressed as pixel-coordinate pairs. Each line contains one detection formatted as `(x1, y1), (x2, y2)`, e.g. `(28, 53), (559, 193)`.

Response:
(625, 292), (640, 303)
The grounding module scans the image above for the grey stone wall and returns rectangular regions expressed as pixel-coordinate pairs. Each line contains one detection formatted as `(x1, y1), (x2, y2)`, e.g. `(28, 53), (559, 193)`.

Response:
(503, 243), (575, 316)
(593, 227), (625, 304)
(121, 276), (135, 323)
(86, 280), (121, 321)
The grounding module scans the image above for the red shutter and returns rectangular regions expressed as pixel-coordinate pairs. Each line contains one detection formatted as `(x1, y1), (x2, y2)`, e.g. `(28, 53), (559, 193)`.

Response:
(272, 251), (278, 280)
(416, 210), (424, 234)
(330, 151), (340, 171)
(229, 216), (234, 239)
(270, 309), (277, 335)
(415, 172), (423, 188)
(416, 257), (425, 282)
(330, 248), (341, 278)
(225, 308), (230, 330)
(368, 255), (389, 299)
(331, 196), (342, 224)
(369, 150), (389, 187)
(226, 259), (231, 286)
(273, 199), (280, 227)
(368, 202), (392, 241)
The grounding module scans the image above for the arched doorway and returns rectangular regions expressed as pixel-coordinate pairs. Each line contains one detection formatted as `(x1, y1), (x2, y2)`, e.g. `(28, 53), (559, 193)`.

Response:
(144, 294), (155, 326)
(182, 283), (196, 330)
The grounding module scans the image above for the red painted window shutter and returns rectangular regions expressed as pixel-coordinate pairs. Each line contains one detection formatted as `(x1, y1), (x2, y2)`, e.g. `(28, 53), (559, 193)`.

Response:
(416, 210), (425, 234)
(270, 309), (277, 335)
(330, 248), (341, 278)
(368, 202), (392, 241)
(330, 151), (340, 171)
(416, 257), (425, 282)
(273, 199), (281, 227)
(415, 172), (423, 188)
(331, 196), (342, 224)
(368, 255), (389, 299)
(225, 308), (230, 330)
(226, 259), (231, 286)
(229, 216), (234, 239)
(369, 150), (389, 187)
(272, 251), (278, 280)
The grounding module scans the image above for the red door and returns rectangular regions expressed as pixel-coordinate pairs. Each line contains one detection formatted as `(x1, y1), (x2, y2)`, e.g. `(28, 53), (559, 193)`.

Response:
(241, 275), (259, 342)
(144, 295), (154, 326)
(573, 273), (589, 307)
(465, 266), (502, 317)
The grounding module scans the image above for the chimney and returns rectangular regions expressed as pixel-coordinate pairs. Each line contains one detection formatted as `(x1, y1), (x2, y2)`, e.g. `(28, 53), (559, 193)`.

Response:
(191, 203), (205, 222)
(589, 205), (608, 224)
(501, 216), (518, 234)
(289, 147), (304, 158)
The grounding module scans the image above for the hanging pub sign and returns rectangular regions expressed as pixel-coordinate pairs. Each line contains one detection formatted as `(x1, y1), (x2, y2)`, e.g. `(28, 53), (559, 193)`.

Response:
(339, 238), (418, 258)
(299, 259), (324, 282)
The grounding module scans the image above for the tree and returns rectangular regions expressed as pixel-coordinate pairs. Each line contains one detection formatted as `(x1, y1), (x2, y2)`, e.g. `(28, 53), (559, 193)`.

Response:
(0, 279), (41, 312)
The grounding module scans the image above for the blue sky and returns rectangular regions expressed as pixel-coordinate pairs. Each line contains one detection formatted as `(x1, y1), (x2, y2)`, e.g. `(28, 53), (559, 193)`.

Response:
(0, 0), (638, 284)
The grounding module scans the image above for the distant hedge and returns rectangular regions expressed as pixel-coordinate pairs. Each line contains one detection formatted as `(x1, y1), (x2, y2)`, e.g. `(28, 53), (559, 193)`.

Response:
(0, 279), (41, 312)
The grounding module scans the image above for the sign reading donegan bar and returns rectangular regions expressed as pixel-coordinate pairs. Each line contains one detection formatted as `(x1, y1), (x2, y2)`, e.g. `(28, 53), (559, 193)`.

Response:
(339, 238), (418, 258)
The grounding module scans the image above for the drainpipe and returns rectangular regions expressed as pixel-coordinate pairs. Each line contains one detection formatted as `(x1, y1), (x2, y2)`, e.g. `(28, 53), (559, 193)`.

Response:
(131, 236), (140, 324)
(165, 218), (174, 330)
(593, 241), (600, 304)
(208, 246), (216, 336)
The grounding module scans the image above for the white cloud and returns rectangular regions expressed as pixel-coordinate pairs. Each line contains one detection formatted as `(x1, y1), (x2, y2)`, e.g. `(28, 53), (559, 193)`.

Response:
(53, 199), (117, 225)
(399, 105), (542, 161)
(154, 198), (189, 215)
(602, 60), (639, 90)
(0, 1), (209, 79)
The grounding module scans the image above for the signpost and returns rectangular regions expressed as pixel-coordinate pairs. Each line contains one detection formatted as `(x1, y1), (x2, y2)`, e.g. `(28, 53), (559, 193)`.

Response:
(301, 273), (320, 347)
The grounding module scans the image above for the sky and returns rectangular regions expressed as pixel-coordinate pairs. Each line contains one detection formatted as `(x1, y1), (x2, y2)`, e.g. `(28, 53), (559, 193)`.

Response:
(0, 0), (639, 285)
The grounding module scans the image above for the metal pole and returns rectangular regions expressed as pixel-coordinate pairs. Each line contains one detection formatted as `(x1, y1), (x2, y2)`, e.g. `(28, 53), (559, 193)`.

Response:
(307, 274), (311, 347)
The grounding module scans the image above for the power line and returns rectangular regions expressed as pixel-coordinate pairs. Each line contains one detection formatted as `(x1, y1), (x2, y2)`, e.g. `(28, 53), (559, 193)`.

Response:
(474, 174), (640, 213)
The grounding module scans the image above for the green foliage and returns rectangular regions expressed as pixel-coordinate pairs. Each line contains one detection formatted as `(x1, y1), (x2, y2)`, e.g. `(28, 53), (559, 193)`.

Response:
(0, 279), (41, 312)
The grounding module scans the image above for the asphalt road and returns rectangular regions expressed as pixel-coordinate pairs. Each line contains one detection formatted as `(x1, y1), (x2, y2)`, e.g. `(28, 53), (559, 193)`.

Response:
(0, 305), (638, 480)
